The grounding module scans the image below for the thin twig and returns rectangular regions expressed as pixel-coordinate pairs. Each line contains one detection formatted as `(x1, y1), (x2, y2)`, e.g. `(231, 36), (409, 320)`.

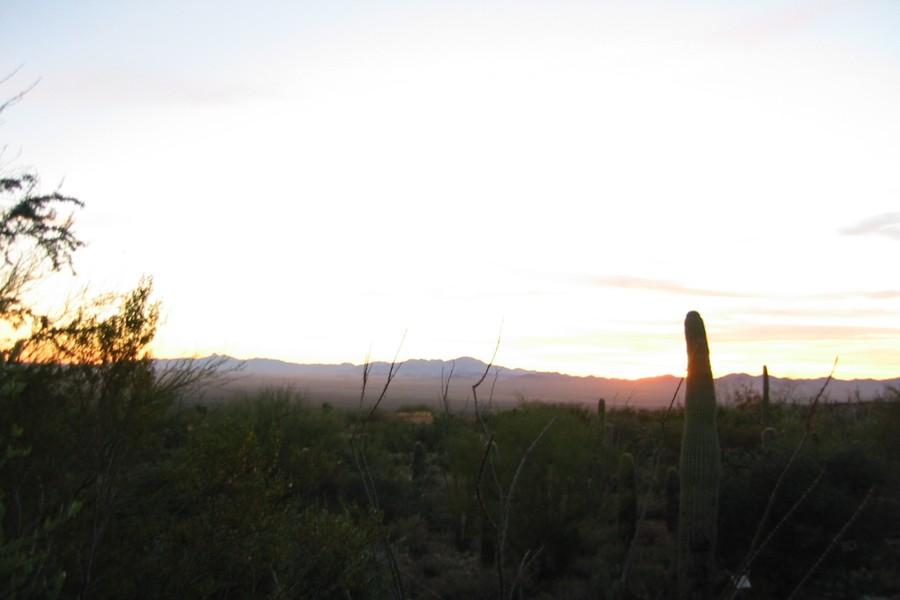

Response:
(787, 486), (874, 600)
(500, 416), (556, 579)
(508, 546), (544, 600)
(349, 337), (407, 600)
(723, 358), (837, 600)
(472, 328), (553, 598)
(739, 470), (825, 578)
(661, 372), (686, 431)
(620, 373), (685, 589)
(472, 330), (502, 434)
(363, 338), (406, 429)
(475, 431), (499, 534)
(488, 367), (501, 413)
(1, 67), (40, 114)
(403, 571), (445, 600)
(472, 330), (506, 554)
(440, 361), (455, 415)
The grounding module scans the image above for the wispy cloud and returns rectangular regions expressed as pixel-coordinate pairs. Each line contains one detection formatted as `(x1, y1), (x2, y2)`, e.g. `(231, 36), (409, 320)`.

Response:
(723, 0), (858, 43)
(816, 289), (900, 300)
(590, 276), (761, 298)
(718, 322), (900, 342)
(742, 306), (900, 321)
(840, 212), (900, 241)
(51, 69), (265, 109)
(590, 276), (900, 302)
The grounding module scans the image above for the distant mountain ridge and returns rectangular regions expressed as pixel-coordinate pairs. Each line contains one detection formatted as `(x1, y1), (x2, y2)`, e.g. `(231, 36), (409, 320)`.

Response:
(157, 355), (899, 408)
(171, 355), (533, 378)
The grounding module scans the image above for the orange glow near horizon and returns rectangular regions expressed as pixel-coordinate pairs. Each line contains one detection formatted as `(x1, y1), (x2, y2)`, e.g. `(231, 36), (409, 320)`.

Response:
(147, 314), (899, 382)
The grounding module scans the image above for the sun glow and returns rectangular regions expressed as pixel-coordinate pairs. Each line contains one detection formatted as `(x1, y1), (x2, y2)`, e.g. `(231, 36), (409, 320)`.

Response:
(4, 0), (900, 381)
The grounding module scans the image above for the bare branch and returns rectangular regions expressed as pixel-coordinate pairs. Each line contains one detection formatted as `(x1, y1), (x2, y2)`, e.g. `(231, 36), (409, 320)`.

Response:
(501, 417), (556, 558)
(472, 327), (502, 435)
(787, 486), (874, 600)
(348, 336), (407, 600)
(723, 358), (838, 600)
(473, 330), (502, 392)
(620, 374), (684, 590)
(488, 366), (501, 414)
(475, 431), (499, 535)
(354, 334), (406, 440)
(0, 67), (40, 115)
(508, 546), (544, 600)
(661, 371), (686, 431)
(737, 470), (825, 582)
(439, 361), (455, 415)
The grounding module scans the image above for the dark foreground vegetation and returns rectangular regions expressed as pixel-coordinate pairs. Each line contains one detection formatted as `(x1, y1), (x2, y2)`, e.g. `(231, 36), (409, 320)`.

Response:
(3, 350), (900, 599)
(2, 92), (899, 600)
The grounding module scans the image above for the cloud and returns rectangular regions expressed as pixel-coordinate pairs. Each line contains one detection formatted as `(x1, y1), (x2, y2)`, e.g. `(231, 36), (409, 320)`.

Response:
(49, 69), (265, 109)
(590, 276), (760, 298)
(723, 0), (858, 43)
(745, 306), (899, 321)
(840, 212), (900, 241)
(590, 276), (900, 303)
(719, 321), (900, 343)
(817, 289), (900, 300)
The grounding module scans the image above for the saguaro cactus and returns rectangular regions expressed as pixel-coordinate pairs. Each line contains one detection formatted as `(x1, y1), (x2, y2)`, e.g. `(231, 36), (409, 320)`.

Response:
(677, 311), (721, 600)
(761, 365), (770, 426)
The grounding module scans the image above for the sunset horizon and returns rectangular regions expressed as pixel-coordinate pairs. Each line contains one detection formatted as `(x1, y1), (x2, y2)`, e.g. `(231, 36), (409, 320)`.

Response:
(149, 319), (894, 383)
(4, 0), (899, 385)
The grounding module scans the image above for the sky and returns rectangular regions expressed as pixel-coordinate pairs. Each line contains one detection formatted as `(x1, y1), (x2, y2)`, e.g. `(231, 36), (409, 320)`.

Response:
(1, 0), (899, 381)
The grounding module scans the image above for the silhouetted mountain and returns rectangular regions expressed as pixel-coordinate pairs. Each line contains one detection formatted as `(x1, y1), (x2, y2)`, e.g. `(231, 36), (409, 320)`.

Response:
(714, 372), (897, 404)
(155, 355), (899, 409)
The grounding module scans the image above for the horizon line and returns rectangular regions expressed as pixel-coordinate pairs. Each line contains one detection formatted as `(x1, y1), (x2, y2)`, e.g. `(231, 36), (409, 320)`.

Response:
(153, 353), (900, 383)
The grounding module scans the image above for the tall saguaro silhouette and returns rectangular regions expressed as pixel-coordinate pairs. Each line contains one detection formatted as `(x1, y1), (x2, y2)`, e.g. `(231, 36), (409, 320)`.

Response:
(678, 311), (721, 600)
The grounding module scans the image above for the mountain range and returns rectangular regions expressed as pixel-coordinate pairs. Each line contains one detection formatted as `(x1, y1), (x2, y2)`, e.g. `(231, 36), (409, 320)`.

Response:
(159, 355), (900, 410)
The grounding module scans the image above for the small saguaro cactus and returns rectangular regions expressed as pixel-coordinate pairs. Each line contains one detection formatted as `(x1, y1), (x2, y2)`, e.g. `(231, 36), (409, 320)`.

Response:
(598, 397), (606, 424)
(760, 426), (778, 451)
(677, 311), (722, 600)
(761, 365), (771, 426)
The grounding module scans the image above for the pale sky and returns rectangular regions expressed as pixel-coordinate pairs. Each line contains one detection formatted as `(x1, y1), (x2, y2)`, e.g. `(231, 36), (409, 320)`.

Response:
(2, 0), (899, 380)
